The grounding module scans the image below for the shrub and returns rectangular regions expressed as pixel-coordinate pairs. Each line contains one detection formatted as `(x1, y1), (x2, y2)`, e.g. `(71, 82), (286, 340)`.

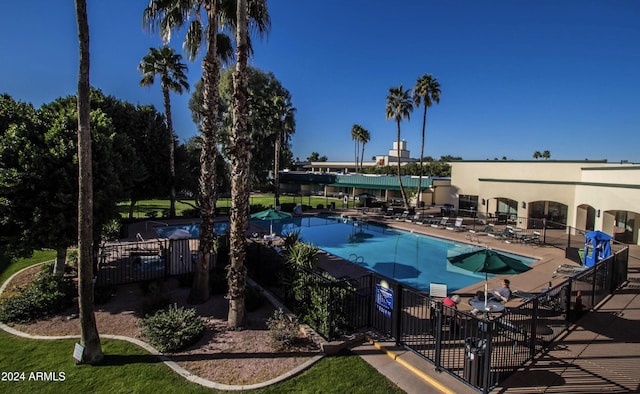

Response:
(101, 219), (121, 242)
(0, 265), (76, 323)
(139, 304), (205, 353)
(267, 308), (299, 350)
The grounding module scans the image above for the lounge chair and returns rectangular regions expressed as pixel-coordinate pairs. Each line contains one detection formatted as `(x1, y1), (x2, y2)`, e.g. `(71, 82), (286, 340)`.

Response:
(552, 263), (587, 278)
(415, 214), (434, 225)
(446, 217), (466, 231)
(406, 213), (423, 223)
(394, 210), (410, 221)
(522, 231), (541, 246)
(431, 217), (451, 229)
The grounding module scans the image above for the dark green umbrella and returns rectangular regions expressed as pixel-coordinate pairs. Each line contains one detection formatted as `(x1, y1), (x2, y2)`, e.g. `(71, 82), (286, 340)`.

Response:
(447, 248), (532, 309)
(356, 193), (376, 207)
(250, 208), (292, 234)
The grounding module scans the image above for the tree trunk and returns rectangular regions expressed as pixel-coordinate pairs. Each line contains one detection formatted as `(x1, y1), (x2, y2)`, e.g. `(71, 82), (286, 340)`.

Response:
(274, 128), (281, 208)
(53, 247), (67, 278)
(228, 0), (250, 329)
(74, 0), (103, 364)
(163, 87), (176, 218)
(189, 3), (220, 304)
(417, 105), (427, 205)
(128, 196), (137, 219)
(396, 121), (408, 209)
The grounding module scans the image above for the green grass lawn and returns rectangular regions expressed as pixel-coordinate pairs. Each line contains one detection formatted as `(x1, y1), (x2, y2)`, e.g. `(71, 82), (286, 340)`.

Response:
(0, 252), (404, 394)
(0, 331), (403, 394)
(117, 194), (358, 219)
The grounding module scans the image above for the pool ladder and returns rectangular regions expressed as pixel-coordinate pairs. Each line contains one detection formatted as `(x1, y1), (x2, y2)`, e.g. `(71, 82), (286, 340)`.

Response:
(349, 254), (365, 265)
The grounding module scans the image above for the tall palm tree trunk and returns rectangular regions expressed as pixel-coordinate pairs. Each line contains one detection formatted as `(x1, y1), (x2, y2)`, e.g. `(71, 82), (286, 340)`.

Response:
(396, 121), (408, 209)
(190, 3), (220, 304)
(360, 142), (366, 172)
(417, 105), (427, 206)
(74, 0), (103, 364)
(274, 129), (281, 207)
(162, 87), (176, 218)
(228, 0), (250, 329)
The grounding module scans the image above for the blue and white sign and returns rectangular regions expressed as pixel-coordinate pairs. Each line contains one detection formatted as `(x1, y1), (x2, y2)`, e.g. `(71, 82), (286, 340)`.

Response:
(376, 284), (393, 318)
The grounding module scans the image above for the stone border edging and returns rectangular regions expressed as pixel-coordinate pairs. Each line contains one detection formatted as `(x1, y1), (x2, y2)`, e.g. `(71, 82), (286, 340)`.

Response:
(0, 263), (326, 391)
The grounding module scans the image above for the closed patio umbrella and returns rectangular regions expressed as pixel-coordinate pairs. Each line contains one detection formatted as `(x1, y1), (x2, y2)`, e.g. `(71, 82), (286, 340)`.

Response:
(447, 248), (532, 310)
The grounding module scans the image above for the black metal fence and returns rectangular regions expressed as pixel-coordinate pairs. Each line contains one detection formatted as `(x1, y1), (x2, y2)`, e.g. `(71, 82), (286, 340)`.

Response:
(330, 244), (629, 393)
(95, 239), (205, 287)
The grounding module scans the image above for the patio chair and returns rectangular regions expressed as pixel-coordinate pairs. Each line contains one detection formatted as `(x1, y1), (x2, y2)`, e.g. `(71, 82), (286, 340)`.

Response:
(446, 217), (466, 231)
(552, 263), (587, 278)
(415, 214), (434, 225)
(406, 212), (423, 223)
(522, 231), (541, 246)
(431, 217), (451, 229)
(383, 208), (395, 218)
(394, 210), (410, 221)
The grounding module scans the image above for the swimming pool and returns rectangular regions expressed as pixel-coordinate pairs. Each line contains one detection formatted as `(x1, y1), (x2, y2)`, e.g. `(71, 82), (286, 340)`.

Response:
(153, 222), (229, 239)
(262, 215), (536, 292)
(155, 216), (536, 292)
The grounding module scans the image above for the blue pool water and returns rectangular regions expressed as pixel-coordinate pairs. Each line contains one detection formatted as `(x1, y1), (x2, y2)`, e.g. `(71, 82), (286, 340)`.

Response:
(156, 216), (536, 292)
(271, 216), (536, 292)
(153, 222), (229, 239)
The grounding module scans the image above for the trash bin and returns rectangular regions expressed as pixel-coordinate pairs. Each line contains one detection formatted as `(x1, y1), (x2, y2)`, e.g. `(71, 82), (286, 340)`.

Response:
(463, 337), (486, 386)
(330, 202), (336, 210)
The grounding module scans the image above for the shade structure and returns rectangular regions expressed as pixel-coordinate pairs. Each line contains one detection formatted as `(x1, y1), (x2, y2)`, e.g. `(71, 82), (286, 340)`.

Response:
(250, 208), (292, 234)
(447, 248), (532, 310)
(356, 193), (376, 207)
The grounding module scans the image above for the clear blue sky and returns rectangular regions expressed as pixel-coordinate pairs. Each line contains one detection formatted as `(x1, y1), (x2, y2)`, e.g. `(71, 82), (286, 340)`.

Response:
(2, 1), (639, 162)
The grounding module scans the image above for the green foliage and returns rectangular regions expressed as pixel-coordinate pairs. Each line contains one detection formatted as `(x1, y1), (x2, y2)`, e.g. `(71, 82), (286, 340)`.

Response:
(101, 218), (121, 242)
(266, 307), (300, 350)
(286, 242), (318, 270)
(282, 229), (302, 250)
(139, 304), (205, 353)
(0, 264), (76, 323)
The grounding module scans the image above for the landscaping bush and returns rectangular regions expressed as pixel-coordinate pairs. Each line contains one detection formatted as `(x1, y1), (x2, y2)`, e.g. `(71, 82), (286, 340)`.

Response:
(139, 304), (205, 353)
(267, 307), (299, 350)
(0, 265), (76, 323)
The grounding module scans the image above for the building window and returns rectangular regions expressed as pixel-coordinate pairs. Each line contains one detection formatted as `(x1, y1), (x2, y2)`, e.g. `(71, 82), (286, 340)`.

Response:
(458, 195), (478, 217)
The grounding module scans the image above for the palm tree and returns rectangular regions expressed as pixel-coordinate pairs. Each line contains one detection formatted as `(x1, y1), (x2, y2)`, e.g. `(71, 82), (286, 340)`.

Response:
(385, 85), (413, 209)
(143, 0), (270, 304)
(542, 150), (551, 160)
(74, 0), (103, 364)
(358, 126), (370, 171)
(413, 74), (440, 206)
(138, 46), (189, 219)
(228, 0), (250, 328)
(350, 124), (365, 172)
(272, 95), (296, 207)
(533, 151), (542, 159)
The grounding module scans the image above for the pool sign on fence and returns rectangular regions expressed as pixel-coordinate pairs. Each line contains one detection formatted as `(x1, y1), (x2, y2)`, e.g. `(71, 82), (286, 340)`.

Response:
(376, 284), (393, 318)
